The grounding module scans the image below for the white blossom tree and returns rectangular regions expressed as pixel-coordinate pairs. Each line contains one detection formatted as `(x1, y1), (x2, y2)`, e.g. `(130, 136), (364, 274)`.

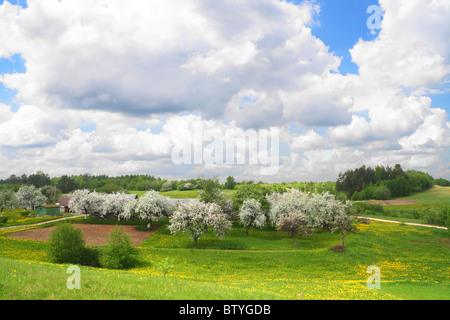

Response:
(268, 190), (314, 226)
(69, 189), (104, 219)
(168, 200), (232, 246)
(276, 211), (312, 246)
(120, 198), (138, 221)
(14, 186), (47, 211)
(268, 190), (354, 249)
(101, 192), (132, 221)
(239, 198), (266, 235)
(135, 190), (175, 228)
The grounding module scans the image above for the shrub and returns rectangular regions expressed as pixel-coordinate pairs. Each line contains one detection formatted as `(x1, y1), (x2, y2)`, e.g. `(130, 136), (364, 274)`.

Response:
(358, 218), (371, 224)
(420, 207), (449, 226)
(372, 186), (391, 200)
(156, 257), (174, 278)
(0, 217), (8, 224)
(160, 181), (173, 192)
(100, 226), (134, 269)
(21, 210), (33, 217)
(47, 223), (86, 264)
(352, 203), (384, 215)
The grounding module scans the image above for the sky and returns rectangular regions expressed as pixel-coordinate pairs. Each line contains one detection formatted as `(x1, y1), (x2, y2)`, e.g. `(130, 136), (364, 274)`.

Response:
(0, 0), (449, 182)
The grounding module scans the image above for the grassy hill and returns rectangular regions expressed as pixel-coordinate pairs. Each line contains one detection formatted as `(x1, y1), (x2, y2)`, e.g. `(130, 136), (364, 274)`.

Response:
(398, 186), (450, 205)
(0, 218), (448, 300)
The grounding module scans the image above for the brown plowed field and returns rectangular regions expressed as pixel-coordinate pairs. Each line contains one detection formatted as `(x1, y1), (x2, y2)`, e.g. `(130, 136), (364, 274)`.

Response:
(3, 224), (158, 247)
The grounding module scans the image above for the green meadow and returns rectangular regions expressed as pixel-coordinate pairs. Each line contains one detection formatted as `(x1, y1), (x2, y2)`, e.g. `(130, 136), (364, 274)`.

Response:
(0, 215), (448, 300)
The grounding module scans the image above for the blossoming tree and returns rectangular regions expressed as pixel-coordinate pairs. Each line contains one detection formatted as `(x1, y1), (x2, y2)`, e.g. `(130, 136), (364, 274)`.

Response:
(239, 198), (266, 235)
(168, 200), (231, 246)
(69, 189), (103, 219)
(134, 190), (174, 228)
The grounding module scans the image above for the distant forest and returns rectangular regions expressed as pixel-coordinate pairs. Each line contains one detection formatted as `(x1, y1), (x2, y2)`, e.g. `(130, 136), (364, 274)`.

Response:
(0, 164), (449, 203)
(336, 164), (449, 200)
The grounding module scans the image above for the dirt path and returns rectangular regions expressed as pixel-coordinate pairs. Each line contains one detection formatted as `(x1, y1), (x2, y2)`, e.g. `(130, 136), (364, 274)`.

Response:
(365, 200), (423, 206)
(354, 216), (448, 230)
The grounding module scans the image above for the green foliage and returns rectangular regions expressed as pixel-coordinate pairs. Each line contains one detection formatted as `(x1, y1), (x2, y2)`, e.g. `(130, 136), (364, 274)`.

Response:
(47, 223), (86, 264)
(160, 181), (174, 192)
(156, 257), (175, 278)
(99, 182), (122, 194)
(0, 217), (8, 223)
(100, 226), (135, 269)
(224, 176), (236, 190)
(337, 164), (435, 200)
(419, 206), (450, 227)
(231, 181), (271, 213)
(198, 177), (232, 213)
(352, 202), (384, 215)
(57, 175), (79, 193)
(435, 178), (450, 187)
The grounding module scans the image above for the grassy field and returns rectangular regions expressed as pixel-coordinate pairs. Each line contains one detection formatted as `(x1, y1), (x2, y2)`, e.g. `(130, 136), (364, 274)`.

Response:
(355, 186), (449, 226)
(0, 217), (448, 300)
(0, 209), (67, 229)
(398, 186), (450, 205)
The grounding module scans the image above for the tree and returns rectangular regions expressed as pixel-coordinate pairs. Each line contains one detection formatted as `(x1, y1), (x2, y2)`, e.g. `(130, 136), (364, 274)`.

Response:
(239, 198), (266, 235)
(168, 200), (232, 246)
(40, 185), (60, 204)
(135, 190), (174, 228)
(198, 177), (232, 215)
(69, 189), (104, 219)
(100, 182), (122, 194)
(232, 181), (271, 214)
(0, 189), (14, 217)
(120, 198), (138, 221)
(101, 192), (131, 221)
(47, 223), (86, 264)
(276, 211), (311, 246)
(27, 171), (51, 188)
(160, 181), (173, 192)
(100, 226), (134, 269)
(268, 190), (354, 249)
(224, 176), (236, 190)
(57, 175), (78, 193)
(268, 189), (312, 226)
(328, 210), (354, 252)
(14, 186), (47, 210)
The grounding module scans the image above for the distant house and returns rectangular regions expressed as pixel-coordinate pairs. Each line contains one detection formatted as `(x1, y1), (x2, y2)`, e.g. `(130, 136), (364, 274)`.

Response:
(56, 195), (71, 213)
(35, 205), (61, 216)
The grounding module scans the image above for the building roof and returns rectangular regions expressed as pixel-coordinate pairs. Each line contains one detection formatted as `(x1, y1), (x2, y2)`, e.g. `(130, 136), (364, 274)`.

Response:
(56, 195), (71, 207)
(37, 205), (60, 208)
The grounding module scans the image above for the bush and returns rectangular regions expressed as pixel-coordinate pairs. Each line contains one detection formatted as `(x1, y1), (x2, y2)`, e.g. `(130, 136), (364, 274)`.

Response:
(353, 203), (384, 215)
(160, 181), (173, 192)
(420, 207), (449, 226)
(0, 217), (8, 224)
(372, 186), (391, 200)
(100, 226), (134, 269)
(21, 210), (33, 217)
(47, 223), (86, 264)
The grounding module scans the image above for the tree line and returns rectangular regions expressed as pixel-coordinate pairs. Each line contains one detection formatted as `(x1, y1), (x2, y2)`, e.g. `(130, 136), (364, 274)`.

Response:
(335, 164), (444, 200)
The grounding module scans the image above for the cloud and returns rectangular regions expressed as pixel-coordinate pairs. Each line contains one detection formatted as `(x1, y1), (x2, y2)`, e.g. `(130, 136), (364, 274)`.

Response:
(351, 0), (450, 90)
(0, 0), (347, 128)
(0, 0), (449, 181)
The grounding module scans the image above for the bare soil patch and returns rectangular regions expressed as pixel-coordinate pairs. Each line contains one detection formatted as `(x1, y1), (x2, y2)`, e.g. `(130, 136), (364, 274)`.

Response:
(367, 200), (422, 206)
(3, 224), (159, 247)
